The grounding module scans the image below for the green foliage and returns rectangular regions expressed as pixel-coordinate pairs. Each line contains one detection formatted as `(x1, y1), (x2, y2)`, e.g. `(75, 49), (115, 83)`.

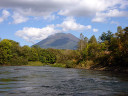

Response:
(76, 27), (128, 71)
(28, 48), (39, 61)
(50, 63), (66, 68)
(88, 35), (97, 44)
(0, 39), (13, 65)
(9, 56), (28, 66)
(21, 45), (31, 58)
(0, 39), (28, 65)
(100, 30), (113, 43)
(37, 48), (56, 64)
(87, 43), (101, 59)
(65, 60), (75, 68)
(108, 27), (128, 67)
(78, 60), (94, 69)
(27, 61), (44, 66)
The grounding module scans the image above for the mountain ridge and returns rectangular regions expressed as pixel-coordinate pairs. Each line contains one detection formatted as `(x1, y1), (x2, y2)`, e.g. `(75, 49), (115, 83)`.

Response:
(34, 33), (79, 49)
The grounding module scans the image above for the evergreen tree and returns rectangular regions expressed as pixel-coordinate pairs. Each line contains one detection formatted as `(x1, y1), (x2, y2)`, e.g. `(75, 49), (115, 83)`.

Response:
(100, 30), (113, 43)
(88, 35), (97, 44)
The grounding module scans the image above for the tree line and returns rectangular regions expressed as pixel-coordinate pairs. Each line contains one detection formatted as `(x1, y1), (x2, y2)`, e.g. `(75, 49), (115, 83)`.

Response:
(0, 40), (56, 65)
(77, 26), (128, 71)
(0, 26), (128, 71)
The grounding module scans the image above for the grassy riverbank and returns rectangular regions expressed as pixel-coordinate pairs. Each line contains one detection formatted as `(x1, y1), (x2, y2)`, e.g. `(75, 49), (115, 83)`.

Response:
(26, 62), (66, 68)
(1, 61), (128, 73)
(26, 61), (128, 73)
(26, 61), (46, 66)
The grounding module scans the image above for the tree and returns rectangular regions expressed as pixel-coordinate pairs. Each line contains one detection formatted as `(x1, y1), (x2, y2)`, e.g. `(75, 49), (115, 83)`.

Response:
(100, 30), (113, 43)
(0, 39), (12, 65)
(84, 37), (88, 48)
(78, 33), (89, 51)
(78, 33), (84, 51)
(39, 49), (56, 64)
(108, 27), (128, 67)
(117, 26), (122, 33)
(21, 45), (31, 58)
(28, 47), (39, 61)
(31, 45), (40, 49)
(88, 35), (97, 44)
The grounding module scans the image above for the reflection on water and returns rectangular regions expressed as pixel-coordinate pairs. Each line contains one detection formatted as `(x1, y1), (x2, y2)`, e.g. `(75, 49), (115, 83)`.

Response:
(0, 66), (128, 96)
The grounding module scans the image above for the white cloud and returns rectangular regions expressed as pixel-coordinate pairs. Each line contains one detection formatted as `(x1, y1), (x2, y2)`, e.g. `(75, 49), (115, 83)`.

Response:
(0, 0), (128, 23)
(15, 25), (60, 43)
(111, 21), (119, 25)
(12, 12), (28, 24)
(93, 28), (98, 32)
(92, 17), (106, 22)
(58, 0), (105, 17)
(57, 17), (90, 31)
(15, 17), (91, 43)
(120, 0), (128, 9)
(92, 9), (128, 22)
(43, 14), (55, 21)
(0, 9), (10, 23)
(97, 9), (128, 17)
(85, 25), (92, 29)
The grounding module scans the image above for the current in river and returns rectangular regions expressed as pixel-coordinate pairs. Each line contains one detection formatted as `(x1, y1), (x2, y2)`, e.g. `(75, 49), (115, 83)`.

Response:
(0, 66), (128, 96)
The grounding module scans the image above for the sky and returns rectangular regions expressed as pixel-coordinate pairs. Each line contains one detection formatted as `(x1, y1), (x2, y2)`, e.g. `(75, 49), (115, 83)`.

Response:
(0, 0), (128, 46)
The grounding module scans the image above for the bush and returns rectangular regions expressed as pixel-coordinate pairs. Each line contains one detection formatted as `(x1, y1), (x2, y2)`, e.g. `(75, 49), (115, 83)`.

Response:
(50, 63), (66, 68)
(84, 60), (94, 69)
(9, 56), (28, 66)
(65, 60), (75, 68)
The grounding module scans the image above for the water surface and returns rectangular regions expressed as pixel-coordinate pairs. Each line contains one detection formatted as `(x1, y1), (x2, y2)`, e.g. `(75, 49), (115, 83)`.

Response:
(0, 66), (128, 96)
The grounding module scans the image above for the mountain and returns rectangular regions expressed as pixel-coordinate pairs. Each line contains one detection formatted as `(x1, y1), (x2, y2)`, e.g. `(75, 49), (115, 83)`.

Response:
(34, 33), (79, 49)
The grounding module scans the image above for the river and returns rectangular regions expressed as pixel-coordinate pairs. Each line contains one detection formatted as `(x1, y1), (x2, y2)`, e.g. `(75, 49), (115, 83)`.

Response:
(0, 66), (128, 96)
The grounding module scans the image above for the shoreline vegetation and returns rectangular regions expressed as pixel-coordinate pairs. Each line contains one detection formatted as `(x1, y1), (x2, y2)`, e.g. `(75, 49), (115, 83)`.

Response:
(0, 26), (128, 73)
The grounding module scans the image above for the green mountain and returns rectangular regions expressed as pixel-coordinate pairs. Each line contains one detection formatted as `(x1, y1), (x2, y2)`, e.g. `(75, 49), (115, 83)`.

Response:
(34, 33), (79, 49)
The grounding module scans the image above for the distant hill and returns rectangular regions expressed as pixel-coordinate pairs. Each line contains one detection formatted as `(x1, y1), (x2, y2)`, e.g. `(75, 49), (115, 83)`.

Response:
(34, 33), (79, 49)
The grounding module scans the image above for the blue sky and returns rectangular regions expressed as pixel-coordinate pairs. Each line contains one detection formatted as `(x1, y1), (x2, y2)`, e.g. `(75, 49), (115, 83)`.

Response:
(0, 0), (128, 46)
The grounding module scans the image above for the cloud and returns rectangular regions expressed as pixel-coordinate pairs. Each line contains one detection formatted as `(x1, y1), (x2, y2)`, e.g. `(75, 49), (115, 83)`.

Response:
(97, 9), (128, 17)
(57, 17), (91, 31)
(111, 21), (119, 25)
(120, 0), (128, 9)
(93, 28), (98, 32)
(92, 9), (128, 22)
(43, 14), (55, 21)
(85, 25), (92, 29)
(0, 0), (128, 23)
(0, 9), (10, 23)
(15, 17), (91, 43)
(12, 12), (28, 24)
(92, 17), (106, 22)
(15, 25), (60, 43)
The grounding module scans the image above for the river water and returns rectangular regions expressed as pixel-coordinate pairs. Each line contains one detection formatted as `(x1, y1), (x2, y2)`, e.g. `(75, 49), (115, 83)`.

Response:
(0, 66), (128, 96)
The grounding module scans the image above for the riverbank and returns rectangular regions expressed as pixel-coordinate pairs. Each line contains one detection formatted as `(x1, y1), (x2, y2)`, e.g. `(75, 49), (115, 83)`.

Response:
(1, 61), (128, 73)
(26, 61), (66, 68)
(49, 62), (128, 73)
(75, 65), (128, 73)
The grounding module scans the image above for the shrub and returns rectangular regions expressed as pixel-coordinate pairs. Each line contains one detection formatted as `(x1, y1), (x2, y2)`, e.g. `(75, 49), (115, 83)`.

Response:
(9, 56), (28, 66)
(65, 60), (75, 68)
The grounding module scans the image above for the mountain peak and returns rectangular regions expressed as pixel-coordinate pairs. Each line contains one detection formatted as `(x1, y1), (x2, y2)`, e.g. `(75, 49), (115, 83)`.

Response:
(34, 33), (79, 49)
